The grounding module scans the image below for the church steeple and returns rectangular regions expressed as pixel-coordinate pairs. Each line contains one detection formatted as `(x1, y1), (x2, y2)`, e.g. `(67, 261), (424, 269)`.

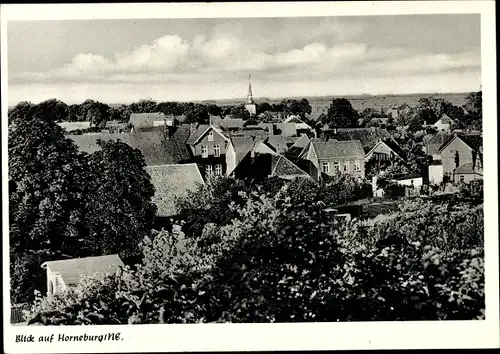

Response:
(246, 74), (254, 104)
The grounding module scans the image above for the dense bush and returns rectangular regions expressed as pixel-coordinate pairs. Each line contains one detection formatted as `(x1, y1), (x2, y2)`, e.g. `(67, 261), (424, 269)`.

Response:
(28, 194), (485, 324)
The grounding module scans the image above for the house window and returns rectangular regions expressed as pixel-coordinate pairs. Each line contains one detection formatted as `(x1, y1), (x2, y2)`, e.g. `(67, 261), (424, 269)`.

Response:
(215, 164), (223, 176)
(201, 145), (208, 158)
(322, 162), (330, 173)
(343, 162), (348, 171)
(208, 131), (214, 142)
(214, 144), (221, 157)
(333, 162), (340, 171)
(460, 175), (465, 182)
(206, 165), (213, 175)
(353, 161), (360, 171)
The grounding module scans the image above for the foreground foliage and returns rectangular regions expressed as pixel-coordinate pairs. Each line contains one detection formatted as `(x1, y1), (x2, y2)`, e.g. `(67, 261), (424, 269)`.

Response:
(29, 193), (484, 324)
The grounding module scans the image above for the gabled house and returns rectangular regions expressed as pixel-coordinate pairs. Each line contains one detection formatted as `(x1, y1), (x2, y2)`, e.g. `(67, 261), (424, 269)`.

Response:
(324, 127), (391, 154)
(146, 163), (204, 218)
(226, 136), (260, 176)
(365, 138), (406, 163)
(284, 134), (311, 161)
(226, 136), (310, 182)
(186, 124), (230, 177)
(104, 120), (129, 134)
(297, 138), (365, 181)
(433, 114), (455, 131)
(129, 112), (172, 132)
(434, 133), (483, 176)
(453, 162), (483, 183)
(41, 255), (124, 296)
(283, 115), (315, 136)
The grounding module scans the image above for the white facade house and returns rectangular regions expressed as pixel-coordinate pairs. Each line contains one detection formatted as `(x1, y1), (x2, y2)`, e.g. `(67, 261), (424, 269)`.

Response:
(433, 114), (455, 131)
(41, 254), (124, 296)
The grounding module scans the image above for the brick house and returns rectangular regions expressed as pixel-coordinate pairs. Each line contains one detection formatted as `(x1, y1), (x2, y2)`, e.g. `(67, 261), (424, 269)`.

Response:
(186, 124), (230, 178)
(297, 138), (365, 181)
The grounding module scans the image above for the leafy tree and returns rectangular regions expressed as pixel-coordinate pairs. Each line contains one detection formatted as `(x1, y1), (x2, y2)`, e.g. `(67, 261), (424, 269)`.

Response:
(130, 99), (158, 113)
(322, 98), (359, 128)
(229, 104), (251, 120)
(175, 176), (249, 240)
(79, 99), (111, 128)
(84, 140), (157, 259)
(184, 104), (209, 124)
(207, 104), (223, 117)
(109, 104), (131, 123)
(156, 101), (185, 116)
(9, 105), (88, 303)
(34, 99), (69, 123)
(7, 101), (34, 124)
(464, 91), (482, 118)
(407, 114), (424, 133)
(280, 98), (312, 118)
(67, 104), (83, 121)
(257, 102), (272, 114)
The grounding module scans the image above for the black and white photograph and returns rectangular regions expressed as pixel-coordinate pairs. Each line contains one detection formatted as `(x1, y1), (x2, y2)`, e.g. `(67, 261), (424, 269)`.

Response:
(2, 1), (499, 352)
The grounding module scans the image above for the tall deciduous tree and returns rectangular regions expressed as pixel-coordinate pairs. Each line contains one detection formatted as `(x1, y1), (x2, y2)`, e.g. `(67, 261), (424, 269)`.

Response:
(9, 104), (88, 303)
(323, 98), (359, 128)
(229, 105), (251, 120)
(84, 140), (157, 259)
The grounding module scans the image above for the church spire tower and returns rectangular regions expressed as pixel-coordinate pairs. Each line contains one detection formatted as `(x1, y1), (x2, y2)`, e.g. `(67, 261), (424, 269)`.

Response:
(246, 74), (254, 104)
(244, 74), (257, 116)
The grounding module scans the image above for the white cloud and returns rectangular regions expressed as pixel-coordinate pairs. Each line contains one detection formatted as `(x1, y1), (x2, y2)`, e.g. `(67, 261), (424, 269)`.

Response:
(9, 32), (481, 101)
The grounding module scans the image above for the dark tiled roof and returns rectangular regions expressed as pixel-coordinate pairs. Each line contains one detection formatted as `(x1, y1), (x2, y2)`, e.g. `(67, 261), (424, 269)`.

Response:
(274, 123), (297, 137)
(271, 155), (311, 179)
(311, 138), (365, 160)
(231, 136), (256, 166)
(42, 255), (124, 286)
(381, 138), (406, 160)
(185, 124), (210, 145)
(265, 135), (288, 154)
(438, 133), (483, 153)
(67, 131), (175, 165)
(285, 136), (300, 146)
(129, 112), (167, 127)
(426, 131), (454, 155)
(171, 125), (192, 162)
(219, 118), (245, 130)
(333, 128), (391, 152)
(146, 164), (204, 217)
(307, 110), (326, 122)
(454, 162), (483, 175)
(391, 173), (422, 181)
(229, 129), (270, 138)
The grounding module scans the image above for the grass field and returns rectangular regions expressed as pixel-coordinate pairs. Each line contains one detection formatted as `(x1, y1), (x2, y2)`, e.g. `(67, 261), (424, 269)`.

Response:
(210, 92), (471, 113)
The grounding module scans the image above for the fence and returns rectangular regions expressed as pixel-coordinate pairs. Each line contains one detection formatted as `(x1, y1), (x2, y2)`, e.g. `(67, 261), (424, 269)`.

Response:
(11, 304), (30, 324)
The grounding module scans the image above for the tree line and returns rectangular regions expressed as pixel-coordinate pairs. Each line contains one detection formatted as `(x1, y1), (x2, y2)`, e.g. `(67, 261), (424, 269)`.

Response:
(8, 97), (314, 128)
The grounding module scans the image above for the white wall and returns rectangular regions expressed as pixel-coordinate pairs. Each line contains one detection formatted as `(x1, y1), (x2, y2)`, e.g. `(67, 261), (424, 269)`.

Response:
(394, 177), (423, 188)
(429, 165), (444, 184)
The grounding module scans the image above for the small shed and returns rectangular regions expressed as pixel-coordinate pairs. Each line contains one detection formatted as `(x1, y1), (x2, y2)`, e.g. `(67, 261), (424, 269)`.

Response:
(41, 254), (124, 296)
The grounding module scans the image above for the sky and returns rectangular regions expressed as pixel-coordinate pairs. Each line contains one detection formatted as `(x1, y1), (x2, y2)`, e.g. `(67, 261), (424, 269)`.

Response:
(7, 14), (481, 105)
